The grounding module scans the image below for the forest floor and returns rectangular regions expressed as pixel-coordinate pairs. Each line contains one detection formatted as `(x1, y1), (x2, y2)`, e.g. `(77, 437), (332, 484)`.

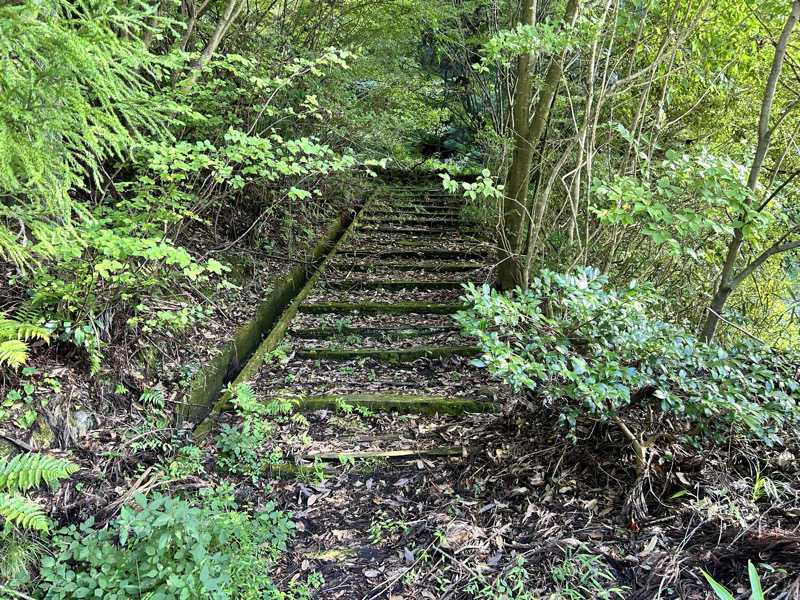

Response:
(208, 184), (800, 599)
(2, 181), (799, 599)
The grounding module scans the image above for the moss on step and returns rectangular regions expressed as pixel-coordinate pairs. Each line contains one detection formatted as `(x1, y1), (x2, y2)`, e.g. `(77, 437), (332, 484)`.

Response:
(338, 250), (486, 260)
(328, 261), (484, 272)
(360, 217), (458, 226)
(299, 548), (384, 561)
(324, 280), (465, 290)
(296, 345), (479, 362)
(267, 393), (496, 415)
(290, 326), (459, 339)
(358, 227), (479, 236)
(298, 301), (464, 315)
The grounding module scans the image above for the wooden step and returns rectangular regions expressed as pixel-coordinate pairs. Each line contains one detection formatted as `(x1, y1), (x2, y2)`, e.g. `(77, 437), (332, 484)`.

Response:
(357, 227), (479, 236)
(337, 250), (486, 260)
(360, 219), (459, 228)
(298, 301), (464, 315)
(267, 393), (497, 415)
(323, 280), (466, 291)
(290, 326), (460, 339)
(304, 447), (462, 461)
(370, 208), (460, 216)
(296, 345), (479, 362)
(328, 261), (484, 272)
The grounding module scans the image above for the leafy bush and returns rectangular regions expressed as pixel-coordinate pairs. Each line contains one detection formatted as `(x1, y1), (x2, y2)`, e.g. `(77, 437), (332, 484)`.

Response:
(456, 269), (800, 472)
(37, 487), (307, 600)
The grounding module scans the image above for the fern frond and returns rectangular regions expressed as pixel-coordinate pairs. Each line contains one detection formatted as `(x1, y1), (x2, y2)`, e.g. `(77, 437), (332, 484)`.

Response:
(0, 339), (29, 369)
(0, 312), (50, 343)
(0, 492), (50, 532)
(0, 453), (80, 493)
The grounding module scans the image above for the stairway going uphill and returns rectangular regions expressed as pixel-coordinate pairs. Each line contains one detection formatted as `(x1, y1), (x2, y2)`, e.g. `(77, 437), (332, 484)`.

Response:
(247, 183), (512, 598)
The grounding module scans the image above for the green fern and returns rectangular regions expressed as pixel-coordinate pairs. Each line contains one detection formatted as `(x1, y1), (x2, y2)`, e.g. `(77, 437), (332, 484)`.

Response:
(0, 453), (78, 492)
(0, 453), (79, 532)
(0, 493), (49, 532)
(0, 311), (50, 369)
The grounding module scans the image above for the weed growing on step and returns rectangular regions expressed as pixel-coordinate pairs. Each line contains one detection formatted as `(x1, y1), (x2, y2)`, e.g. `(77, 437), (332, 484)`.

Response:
(215, 384), (284, 482)
(367, 511), (408, 546)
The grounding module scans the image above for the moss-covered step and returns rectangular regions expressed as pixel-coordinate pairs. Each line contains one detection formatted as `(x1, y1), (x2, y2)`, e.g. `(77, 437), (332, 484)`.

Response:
(298, 301), (464, 315)
(324, 280), (466, 290)
(295, 345), (479, 362)
(290, 325), (459, 339)
(360, 217), (458, 226)
(338, 250), (486, 260)
(299, 547), (385, 562)
(357, 227), (479, 236)
(268, 393), (497, 415)
(369, 208), (460, 217)
(327, 261), (484, 272)
(303, 447), (463, 461)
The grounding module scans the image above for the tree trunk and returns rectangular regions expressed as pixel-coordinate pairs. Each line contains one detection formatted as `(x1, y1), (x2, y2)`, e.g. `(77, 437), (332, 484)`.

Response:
(182, 0), (246, 86)
(496, 0), (537, 291)
(700, 0), (800, 342)
(497, 0), (581, 290)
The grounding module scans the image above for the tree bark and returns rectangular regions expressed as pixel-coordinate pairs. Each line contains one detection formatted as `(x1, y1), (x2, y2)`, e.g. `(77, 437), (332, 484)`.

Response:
(700, 0), (800, 342)
(182, 0), (246, 86)
(496, 0), (581, 290)
(496, 0), (537, 291)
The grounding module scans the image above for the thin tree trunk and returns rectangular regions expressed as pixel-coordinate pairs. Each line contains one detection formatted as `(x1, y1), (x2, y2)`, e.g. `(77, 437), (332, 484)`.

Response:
(700, 0), (800, 342)
(496, 0), (537, 290)
(497, 0), (581, 290)
(183, 0), (246, 86)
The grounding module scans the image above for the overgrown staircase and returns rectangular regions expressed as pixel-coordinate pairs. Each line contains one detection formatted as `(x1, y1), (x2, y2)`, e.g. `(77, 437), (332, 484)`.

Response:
(246, 185), (508, 597)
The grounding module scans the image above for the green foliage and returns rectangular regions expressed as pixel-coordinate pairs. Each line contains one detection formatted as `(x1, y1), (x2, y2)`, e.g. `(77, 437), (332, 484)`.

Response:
(702, 561), (765, 600)
(0, 0), (179, 211)
(37, 487), (310, 600)
(0, 453), (78, 532)
(215, 384), (291, 481)
(0, 313), (50, 370)
(456, 269), (800, 456)
(591, 147), (766, 257)
(549, 547), (627, 600)
(465, 557), (538, 600)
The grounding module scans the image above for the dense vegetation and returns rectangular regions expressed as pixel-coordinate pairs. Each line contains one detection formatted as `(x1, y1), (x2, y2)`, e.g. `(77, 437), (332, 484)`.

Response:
(1, 0), (798, 598)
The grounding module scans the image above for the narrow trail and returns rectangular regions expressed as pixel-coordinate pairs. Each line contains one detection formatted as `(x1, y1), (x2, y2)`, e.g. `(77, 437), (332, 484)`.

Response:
(247, 183), (513, 598)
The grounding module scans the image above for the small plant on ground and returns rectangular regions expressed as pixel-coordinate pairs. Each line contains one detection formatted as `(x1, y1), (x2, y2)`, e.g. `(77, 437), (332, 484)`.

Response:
(367, 510), (408, 546)
(216, 383), (295, 481)
(549, 546), (627, 599)
(702, 561), (765, 600)
(36, 486), (311, 599)
(465, 557), (537, 600)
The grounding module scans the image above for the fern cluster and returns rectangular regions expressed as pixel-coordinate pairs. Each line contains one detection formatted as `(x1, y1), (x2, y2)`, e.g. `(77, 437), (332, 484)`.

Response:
(0, 312), (50, 369)
(0, 453), (79, 532)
